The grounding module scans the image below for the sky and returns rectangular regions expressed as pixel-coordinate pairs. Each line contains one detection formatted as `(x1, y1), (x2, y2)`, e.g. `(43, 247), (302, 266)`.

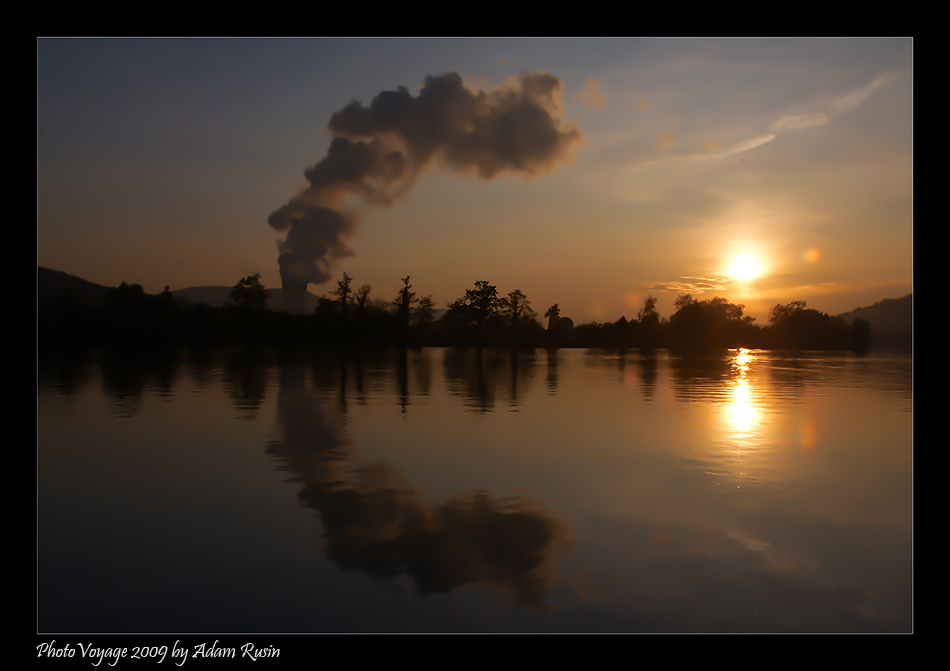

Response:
(37, 37), (913, 324)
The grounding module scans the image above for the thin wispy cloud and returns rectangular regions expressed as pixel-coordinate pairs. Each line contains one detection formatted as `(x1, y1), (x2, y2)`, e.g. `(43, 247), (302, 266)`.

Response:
(830, 71), (896, 114)
(770, 113), (829, 132)
(637, 70), (897, 167)
(762, 71), (896, 142)
(696, 133), (777, 160)
(771, 72), (895, 133)
(643, 276), (730, 295)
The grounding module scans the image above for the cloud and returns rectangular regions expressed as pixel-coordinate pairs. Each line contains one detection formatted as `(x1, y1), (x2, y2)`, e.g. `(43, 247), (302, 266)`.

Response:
(716, 133), (777, 157)
(654, 131), (677, 151)
(650, 133), (776, 164)
(576, 77), (606, 110)
(771, 112), (830, 132)
(772, 71), (896, 135)
(643, 276), (730, 295)
(830, 72), (895, 115)
(770, 73), (894, 136)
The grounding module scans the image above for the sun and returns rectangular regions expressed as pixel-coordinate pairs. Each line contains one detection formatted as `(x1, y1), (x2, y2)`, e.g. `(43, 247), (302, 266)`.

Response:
(728, 254), (762, 281)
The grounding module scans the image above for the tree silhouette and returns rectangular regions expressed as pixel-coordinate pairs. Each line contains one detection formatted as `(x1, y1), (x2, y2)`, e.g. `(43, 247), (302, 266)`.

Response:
(543, 303), (575, 348)
(500, 289), (541, 348)
(638, 295), (659, 323)
(356, 284), (371, 311)
(668, 295), (756, 351)
(674, 293), (696, 311)
(230, 274), (268, 310)
(636, 295), (661, 350)
(768, 300), (808, 325)
(503, 290), (535, 327)
(415, 295), (435, 325)
(444, 280), (507, 346)
(766, 300), (849, 350)
(393, 276), (418, 341)
(335, 272), (353, 319)
(449, 281), (501, 328)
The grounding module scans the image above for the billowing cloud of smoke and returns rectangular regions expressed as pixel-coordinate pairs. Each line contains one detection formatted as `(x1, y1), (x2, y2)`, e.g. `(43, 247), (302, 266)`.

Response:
(269, 71), (582, 291)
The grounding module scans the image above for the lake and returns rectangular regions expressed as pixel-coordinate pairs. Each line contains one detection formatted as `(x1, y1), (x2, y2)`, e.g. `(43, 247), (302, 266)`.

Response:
(37, 346), (913, 633)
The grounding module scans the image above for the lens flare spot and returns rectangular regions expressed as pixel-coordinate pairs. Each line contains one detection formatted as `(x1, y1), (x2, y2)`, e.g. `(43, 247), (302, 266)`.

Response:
(804, 247), (822, 263)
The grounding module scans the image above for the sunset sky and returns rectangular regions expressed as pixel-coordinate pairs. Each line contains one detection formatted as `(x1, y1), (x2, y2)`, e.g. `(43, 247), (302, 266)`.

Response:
(37, 37), (912, 324)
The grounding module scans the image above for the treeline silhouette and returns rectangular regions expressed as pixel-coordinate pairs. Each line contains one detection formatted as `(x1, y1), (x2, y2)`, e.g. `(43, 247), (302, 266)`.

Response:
(38, 272), (876, 355)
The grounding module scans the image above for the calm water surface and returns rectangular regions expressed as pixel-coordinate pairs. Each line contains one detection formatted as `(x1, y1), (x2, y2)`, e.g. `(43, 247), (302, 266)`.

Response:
(37, 347), (913, 633)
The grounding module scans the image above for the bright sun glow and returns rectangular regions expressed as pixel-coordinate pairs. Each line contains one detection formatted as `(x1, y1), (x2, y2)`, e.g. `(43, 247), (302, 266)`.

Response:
(728, 254), (762, 281)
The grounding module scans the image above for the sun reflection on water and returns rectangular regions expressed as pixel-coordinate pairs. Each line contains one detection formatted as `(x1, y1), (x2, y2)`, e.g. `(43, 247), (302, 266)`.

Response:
(726, 349), (759, 437)
(732, 348), (753, 377)
(717, 349), (768, 484)
(727, 377), (758, 436)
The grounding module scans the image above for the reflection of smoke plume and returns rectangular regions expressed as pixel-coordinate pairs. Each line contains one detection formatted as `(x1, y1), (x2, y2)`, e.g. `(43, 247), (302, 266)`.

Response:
(267, 360), (571, 611)
(269, 71), (582, 292)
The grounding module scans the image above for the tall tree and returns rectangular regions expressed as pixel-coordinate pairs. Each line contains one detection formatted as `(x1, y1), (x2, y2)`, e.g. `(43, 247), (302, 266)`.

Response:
(335, 272), (353, 318)
(394, 276), (417, 334)
(636, 295), (661, 349)
(637, 295), (659, 324)
(503, 289), (535, 328)
(230, 274), (268, 310)
(415, 295), (436, 325)
(449, 280), (501, 330)
(445, 280), (504, 345)
(355, 284), (371, 311)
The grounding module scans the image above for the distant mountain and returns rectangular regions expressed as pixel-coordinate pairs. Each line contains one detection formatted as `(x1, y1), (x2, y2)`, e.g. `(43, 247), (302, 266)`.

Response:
(37, 266), (113, 309)
(170, 285), (320, 314)
(167, 285), (233, 308)
(835, 293), (912, 350)
(37, 267), (321, 314)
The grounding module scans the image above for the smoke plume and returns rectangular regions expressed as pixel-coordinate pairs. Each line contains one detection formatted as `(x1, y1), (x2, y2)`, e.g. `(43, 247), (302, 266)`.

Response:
(269, 71), (582, 293)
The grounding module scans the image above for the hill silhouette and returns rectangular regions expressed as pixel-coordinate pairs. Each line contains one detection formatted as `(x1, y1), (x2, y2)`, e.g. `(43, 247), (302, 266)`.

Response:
(169, 285), (321, 314)
(835, 294), (912, 351)
(37, 268), (321, 313)
(37, 266), (113, 309)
